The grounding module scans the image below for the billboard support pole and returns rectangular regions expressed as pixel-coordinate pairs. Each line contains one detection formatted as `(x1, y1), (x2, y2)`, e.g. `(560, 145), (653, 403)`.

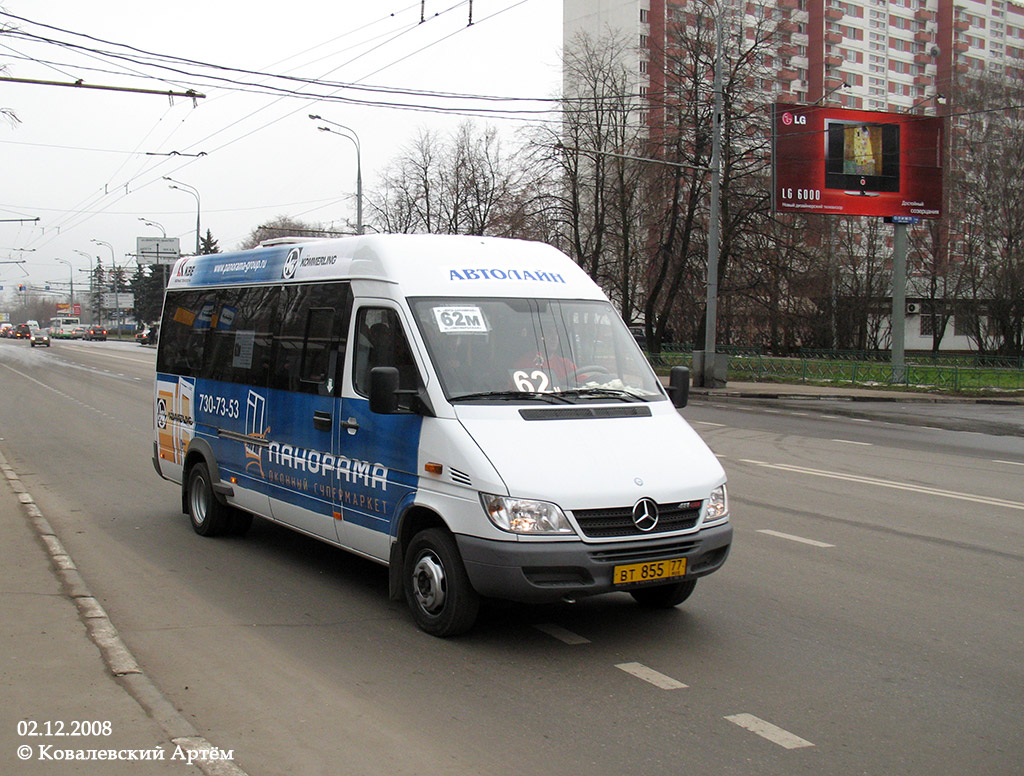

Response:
(701, 6), (725, 388)
(891, 222), (908, 384)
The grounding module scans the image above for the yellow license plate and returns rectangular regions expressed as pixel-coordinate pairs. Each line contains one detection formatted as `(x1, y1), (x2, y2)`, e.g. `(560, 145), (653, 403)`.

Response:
(613, 557), (687, 585)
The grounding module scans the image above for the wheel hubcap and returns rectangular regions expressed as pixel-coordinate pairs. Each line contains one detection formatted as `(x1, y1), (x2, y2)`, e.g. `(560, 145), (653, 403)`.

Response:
(190, 477), (208, 525)
(412, 552), (446, 614)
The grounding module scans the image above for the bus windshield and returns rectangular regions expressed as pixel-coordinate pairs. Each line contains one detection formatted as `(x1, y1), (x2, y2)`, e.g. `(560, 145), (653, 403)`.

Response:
(409, 297), (664, 403)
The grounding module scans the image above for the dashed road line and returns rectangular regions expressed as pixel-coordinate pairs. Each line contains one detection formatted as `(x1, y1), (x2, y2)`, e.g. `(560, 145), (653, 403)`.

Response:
(615, 662), (688, 690)
(725, 713), (814, 749)
(830, 439), (872, 446)
(534, 623), (591, 645)
(740, 459), (1024, 512)
(757, 529), (834, 548)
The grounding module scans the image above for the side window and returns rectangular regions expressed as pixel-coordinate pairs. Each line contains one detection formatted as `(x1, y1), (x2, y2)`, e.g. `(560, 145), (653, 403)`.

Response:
(157, 289), (214, 377)
(202, 285), (278, 387)
(352, 307), (419, 405)
(271, 283), (351, 395)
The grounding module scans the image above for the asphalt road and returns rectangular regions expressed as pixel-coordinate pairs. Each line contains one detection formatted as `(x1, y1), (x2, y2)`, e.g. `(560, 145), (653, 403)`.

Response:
(1, 337), (1021, 775)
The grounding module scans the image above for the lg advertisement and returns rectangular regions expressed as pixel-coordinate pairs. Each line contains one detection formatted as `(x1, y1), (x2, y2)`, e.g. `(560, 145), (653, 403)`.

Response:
(772, 104), (943, 219)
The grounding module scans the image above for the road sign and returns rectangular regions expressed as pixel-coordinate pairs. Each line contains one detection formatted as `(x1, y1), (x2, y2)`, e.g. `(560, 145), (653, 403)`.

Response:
(137, 236), (181, 266)
(102, 292), (135, 309)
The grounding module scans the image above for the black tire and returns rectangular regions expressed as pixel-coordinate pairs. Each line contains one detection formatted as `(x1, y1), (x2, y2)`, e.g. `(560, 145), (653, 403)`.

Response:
(186, 462), (231, 537)
(403, 528), (480, 637)
(629, 579), (697, 608)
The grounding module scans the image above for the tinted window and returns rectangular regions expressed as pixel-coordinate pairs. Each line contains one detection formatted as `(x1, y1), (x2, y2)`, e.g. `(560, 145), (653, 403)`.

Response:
(159, 282), (351, 395)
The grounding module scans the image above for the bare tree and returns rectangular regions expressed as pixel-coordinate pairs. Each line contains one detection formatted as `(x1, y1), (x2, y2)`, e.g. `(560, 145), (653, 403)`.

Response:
(949, 70), (1024, 356)
(368, 122), (533, 238)
(543, 30), (650, 322)
(240, 216), (335, 249)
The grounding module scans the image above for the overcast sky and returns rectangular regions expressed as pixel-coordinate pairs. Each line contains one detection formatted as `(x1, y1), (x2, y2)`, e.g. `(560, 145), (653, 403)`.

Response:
(0, 0), (563, 302)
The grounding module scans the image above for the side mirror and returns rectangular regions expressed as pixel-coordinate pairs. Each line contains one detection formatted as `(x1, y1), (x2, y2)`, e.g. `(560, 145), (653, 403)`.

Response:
(369, 366), (401, 414)
(668, 366), (690, 408)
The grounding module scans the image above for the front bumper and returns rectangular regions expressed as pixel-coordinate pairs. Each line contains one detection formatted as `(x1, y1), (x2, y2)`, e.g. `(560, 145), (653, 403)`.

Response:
(456, 522), (732, 603)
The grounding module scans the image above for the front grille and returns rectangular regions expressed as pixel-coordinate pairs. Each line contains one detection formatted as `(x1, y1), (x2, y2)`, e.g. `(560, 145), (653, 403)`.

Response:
(588, 539), (702, 564)
(573, 501), (702, 538)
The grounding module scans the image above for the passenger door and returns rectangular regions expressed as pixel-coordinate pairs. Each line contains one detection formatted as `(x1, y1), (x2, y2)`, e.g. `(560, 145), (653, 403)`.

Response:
(265, 283), (352, 543)
(337, 304), (425, 561)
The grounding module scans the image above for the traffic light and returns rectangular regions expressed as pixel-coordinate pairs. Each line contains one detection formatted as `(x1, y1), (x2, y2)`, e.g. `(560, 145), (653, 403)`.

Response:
(17, 283), (25, 292)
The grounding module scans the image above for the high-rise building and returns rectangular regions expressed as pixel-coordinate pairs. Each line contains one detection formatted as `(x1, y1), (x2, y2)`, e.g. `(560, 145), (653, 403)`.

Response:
(564, 0), (1023, 117)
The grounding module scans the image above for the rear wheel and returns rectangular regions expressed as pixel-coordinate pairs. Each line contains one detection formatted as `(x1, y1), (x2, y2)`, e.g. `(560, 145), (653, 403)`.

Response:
(629, 579), (697, 608)
(186, 462), (231, 537)
(403, 528), (479, 637)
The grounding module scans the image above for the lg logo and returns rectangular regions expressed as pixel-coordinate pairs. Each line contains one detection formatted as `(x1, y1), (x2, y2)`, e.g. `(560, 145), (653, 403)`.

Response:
(782, 112), (807, 126)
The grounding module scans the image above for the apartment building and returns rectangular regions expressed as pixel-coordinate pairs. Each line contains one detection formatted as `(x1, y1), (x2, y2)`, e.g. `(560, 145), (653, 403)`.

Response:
(563, 0), (1024, 117)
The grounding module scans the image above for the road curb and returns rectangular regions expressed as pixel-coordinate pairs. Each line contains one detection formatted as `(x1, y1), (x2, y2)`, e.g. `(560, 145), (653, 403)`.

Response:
(0, 448), (250, 776)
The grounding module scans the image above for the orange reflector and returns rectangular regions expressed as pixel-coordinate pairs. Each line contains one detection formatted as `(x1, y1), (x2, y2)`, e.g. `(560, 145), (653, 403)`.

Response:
(333, 511), (343, 521)
(424, 462), (443, 475)
(230, 476), (238, 484)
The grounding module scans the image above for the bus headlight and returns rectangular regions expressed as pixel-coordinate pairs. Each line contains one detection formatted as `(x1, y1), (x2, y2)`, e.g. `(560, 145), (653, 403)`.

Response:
(706, 485), (729, 523)
(481, 494), (575, 535)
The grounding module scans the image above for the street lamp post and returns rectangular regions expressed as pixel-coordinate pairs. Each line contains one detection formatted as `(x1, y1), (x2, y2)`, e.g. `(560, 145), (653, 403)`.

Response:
(163, 177), (201, 254)
(90, 238), (120, 335)
(54, 258), (73, 317)
(309, 114), (363, 235)
(73, 250), (96, 322)
(138, 217), (166, 237)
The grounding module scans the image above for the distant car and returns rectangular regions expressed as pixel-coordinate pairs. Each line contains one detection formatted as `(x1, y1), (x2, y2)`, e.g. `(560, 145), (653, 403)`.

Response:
(69, 325), (88, 339)
(83, 325), (107, 341)
(30, 328), (50, 347)
(136, 325), (159, 345)
(12, 323), (31, 339)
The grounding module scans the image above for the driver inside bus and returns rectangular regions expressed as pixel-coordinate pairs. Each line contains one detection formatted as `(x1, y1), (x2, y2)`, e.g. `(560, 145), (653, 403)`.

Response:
(512, 325), (576, 388)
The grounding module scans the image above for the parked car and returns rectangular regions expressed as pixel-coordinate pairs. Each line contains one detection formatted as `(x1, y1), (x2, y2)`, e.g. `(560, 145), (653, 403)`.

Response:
(83, 325), (107, 341)
(29, 328), (50, 347)
(12, 323), (31, 339)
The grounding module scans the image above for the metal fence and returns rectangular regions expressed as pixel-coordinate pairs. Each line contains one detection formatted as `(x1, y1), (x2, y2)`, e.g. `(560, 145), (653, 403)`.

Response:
(647, 350), (1024, 392)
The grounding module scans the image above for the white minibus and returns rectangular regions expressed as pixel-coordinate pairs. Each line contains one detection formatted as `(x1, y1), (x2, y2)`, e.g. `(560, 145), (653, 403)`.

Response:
(153, 235), (731, 636)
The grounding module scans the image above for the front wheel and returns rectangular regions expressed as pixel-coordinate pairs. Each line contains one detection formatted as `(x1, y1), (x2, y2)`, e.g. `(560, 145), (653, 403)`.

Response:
(629, 579), (697, 608)
(403, 528), (479, 637)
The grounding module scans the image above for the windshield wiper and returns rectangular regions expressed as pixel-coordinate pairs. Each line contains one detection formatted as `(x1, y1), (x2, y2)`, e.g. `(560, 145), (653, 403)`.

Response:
(450, 390), (573, 404)
(553, 387), (650, 402)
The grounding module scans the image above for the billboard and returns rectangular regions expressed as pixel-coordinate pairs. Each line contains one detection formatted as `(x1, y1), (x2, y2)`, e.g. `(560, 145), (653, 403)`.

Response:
(772, 104), (943, 219)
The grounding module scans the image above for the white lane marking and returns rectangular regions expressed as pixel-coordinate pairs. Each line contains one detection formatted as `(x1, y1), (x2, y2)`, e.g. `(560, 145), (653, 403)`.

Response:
(739, 459), (1024, 512)
(757, 530), (834, 548)
(694, 421), (726, 427)
(615, 662), (688, 690)
(830, 439), (873, 446)
(725, 714), (814, 749)
(850, 417), (871, 423)
(534, 624), (590, 645)
(994, 460), (1024, 468)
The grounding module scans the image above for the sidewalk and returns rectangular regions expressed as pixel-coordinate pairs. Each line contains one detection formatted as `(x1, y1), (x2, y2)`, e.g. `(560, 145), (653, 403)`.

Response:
(688, 380), (1024, 436)
(0, 450), (239, 775)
